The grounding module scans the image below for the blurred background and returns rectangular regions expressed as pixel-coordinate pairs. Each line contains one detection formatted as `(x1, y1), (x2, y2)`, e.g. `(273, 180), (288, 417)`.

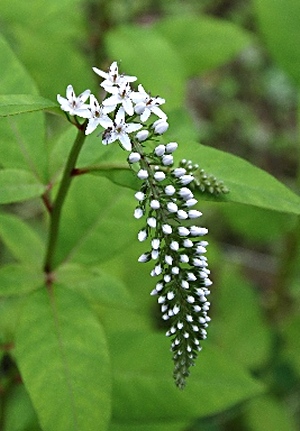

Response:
(1, 0), (300, 430)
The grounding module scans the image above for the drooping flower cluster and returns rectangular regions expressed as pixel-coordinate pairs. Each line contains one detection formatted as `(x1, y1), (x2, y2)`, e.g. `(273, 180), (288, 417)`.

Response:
(57, 61), (212, 389)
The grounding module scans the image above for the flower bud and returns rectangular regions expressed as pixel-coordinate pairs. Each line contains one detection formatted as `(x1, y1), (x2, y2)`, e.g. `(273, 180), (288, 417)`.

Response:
(173, 168), (186, 178)
(154, 144), (166, 156)
(153, 119), (169, 134)
(162, 155), (174, 166)
(136, 130), (149, 142)
(137, 169), (148, 180)
(128, 152), (141, 163)
(166, 142), (178, 153)
(154, 171), (166, 182)
(134, 191), (145, 201)
(134, 208), (144, 219)
(165, 185), (176, 196)
(134, 102), (146, 115)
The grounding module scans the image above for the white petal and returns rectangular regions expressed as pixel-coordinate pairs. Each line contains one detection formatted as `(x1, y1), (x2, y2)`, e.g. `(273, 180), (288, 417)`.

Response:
(119, 133), (132, 151)
(85, 118), (99, 135)
(92, 66), (108, 79)
(115, 107), (125, 124)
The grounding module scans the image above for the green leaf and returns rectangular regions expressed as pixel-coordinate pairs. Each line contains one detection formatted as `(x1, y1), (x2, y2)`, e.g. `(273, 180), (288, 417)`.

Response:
(209, 267), (272, 369)
(280, 313), (300, 378)
(87, 163), (139, 190)
(55, 175), (137, 266)
(0, 34), (37, 95)
(0, 0), (91, 100)
(2, 384), (42, 431)
(0, 35), (48, 181)
(0, 264), (43, 297)
(175, 141), (300, 214)
(0, 169), (46, 204)
(105, 25), (185, 110)
(254, 0), (300, 86)
(154, 15), (253, 77)
(244, 395), (298, 431)
(56, 263), (132, 308)
(110, 331), (264, 422)
(0, 94), (59, 117)
(109, 422), (191, 431)
(14, 286), (111, 431)
(0, 212), (44, 266)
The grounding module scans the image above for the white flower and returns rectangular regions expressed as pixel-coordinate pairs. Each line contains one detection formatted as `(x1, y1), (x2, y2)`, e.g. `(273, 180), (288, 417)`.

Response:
(57, 85), (91, 117)
(85, 95), (112, 135)
(131, 84), (167, 122)
(93, 61), (137, 93)
(102, 107), (142, 151)
(103, 82), (134, 116)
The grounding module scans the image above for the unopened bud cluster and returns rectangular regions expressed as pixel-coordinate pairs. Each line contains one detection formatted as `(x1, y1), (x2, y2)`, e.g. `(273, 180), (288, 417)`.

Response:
(57, 61), (213, 389)
(178, 160), (229, 195)
(130, 139), (212, 389)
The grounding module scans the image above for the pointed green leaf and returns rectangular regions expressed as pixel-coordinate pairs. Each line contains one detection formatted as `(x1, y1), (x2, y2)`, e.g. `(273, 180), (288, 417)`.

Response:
(0, 169), (46, 203)
(2, 384), (42, 431)
(0, 0), (91, 100)
(0, 34), (37, 95)
(154, 16), (253, 77)
(0, 264), (43, 297)
(105, 25), (185, 110)
(175, 141), (300, 214)
(0, 94), (59, 117)
(245, 395), (298, 431)
(15, 286), (111, 431)
(109, 422), (190, 431)
(0, 212), (44, 266)
(110, 331), (264, 422)
(55, 175), (137, 266)
(0, 35), (48, 180)
(254, 0), (300, 86)
(56, 263), (132, 308)
(210, 268), (272, 369)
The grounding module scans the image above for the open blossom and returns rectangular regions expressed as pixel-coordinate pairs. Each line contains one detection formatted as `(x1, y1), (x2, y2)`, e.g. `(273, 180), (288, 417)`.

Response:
(102, 82), (134, 116)
(85, 95), (112, 135)
(57, 85), (91, 118)
(102, 107), (142, 151)
(131, 84), (167, 122)
(92, 61), (137, 93)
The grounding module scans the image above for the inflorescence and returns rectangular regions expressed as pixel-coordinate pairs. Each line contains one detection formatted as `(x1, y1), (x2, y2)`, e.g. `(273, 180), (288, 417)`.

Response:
(57, 61), (213, 389)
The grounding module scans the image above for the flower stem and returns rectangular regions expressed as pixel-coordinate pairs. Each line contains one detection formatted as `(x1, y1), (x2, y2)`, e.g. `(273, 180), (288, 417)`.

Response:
(44, 124), (87, 274)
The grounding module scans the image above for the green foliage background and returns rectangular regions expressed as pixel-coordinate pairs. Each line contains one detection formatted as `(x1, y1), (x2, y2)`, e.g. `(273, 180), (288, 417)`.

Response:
(0, 0), (300, 430)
